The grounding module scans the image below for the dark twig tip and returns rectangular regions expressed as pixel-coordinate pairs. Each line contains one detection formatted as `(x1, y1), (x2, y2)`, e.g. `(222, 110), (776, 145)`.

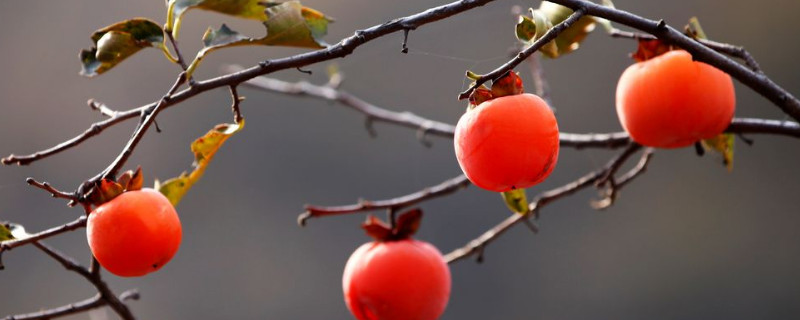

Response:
(298, 211), (311, 227)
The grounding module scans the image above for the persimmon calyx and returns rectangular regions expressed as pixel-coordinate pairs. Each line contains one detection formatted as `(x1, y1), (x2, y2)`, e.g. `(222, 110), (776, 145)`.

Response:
(361, 208), (423, 241)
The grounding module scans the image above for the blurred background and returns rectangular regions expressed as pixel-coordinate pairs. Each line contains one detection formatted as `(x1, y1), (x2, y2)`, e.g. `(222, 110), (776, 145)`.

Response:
(1, 0), (799, 319)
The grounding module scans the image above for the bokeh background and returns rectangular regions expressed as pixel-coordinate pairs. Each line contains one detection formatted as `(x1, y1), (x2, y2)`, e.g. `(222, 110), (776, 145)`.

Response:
(2, 0), (800, 319)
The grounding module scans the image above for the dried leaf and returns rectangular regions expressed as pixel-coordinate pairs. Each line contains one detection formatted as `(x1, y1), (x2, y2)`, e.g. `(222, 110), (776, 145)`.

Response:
(156, 119), (245, 206)
(167, 0), (269, 37)
(88, 179), (125, 206)
(185, 1), (332, 76)
(702, 133), (735, 171)
(394, 208), (423, 239)
(361, 215), (392, 241)
(490, 71), (524, 98)
(80, 19), (165, 77)
(516, 2), (595, 58)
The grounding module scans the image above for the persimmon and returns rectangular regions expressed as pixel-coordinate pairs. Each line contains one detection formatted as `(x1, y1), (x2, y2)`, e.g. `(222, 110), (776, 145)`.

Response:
(616, 49), (735, 148)
(454, 93), (559, 192)
(87, 188), (182, 277)
(343, 211), (451, 320)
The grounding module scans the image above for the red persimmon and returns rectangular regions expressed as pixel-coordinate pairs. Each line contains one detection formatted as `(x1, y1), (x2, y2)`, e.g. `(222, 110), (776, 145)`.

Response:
(454, 93), (559, 192)
(616, 49), (735, 148)
(87, 188), (182, 277)
(343, 239), (451, 320)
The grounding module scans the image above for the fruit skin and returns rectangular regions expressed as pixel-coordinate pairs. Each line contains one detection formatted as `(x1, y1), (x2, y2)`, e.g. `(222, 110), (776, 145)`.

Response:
(616, 49), (736, 148)
(87, 188), (182, 277)
(343, 239), (451, 320)
(454, 93), (559, 192)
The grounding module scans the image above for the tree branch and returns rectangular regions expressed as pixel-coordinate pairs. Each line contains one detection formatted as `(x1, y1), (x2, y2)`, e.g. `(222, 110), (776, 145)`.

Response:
(300, 174), (470, 226)
(1, 217), (87, 253)
(31, 242), (136, 320)
(445, 142), (648, 264)
(1, 289), (138, 320)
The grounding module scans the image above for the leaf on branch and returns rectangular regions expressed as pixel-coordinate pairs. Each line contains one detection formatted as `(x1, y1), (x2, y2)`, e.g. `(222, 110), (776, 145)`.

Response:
(79, 19), (165, 77)
(701, 133), (735, 171)
(167, 0), (269, 37)
(156, 119), (245, 206)
(185, 1), (332, 76)
(0, 223), (14, 241)
(502, 188), (529, 215)
(516, 2), (596, 58)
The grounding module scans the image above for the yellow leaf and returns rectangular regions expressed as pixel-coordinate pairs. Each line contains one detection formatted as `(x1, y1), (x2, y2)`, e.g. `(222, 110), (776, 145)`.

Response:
(157, 119), (245, 206)
(702, 133), (735, 171)
(501, 188), (529, 215)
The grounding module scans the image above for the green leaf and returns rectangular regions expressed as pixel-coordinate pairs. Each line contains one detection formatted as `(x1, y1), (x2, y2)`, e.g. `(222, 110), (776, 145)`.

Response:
(167, 0), (270, 37)
(0, 223), (14, 241)
(80, 19), (166, 77)
(185, 1), (331, 76)
(702, 133), (735, 171)
(502, 189), (529, 215)
(156, 119), (245, 206)
(517, 2), (596, 58)
(515, 8), (558, 57)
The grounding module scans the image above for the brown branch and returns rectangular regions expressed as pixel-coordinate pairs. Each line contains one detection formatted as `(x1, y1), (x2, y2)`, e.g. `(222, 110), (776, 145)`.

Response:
(592, 147), (654, 209)
(299, 174), (470, 226)
(25, 178), (79, 202)
(31, 242), (136, 320)
(229, 85), (244, 124)
(727, 117), (800, 138)
(231, 69), (636, 149)
(445, 142), (648, 264)
(1, 289), (138, 320)
(457, 8), (587, 99)
(608, 29), (762, 73)
(87, 99), (119, 118)
(549, 0), (800, 122)
(0, 216), (87, 253)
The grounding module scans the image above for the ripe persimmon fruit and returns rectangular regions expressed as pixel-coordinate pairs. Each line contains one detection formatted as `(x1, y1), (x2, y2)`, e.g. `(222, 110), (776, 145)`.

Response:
(454, 93), (559, 192)
(343, 239), (451, 320)
(616, 49), (735, 148)
(87, 188), (182, 277)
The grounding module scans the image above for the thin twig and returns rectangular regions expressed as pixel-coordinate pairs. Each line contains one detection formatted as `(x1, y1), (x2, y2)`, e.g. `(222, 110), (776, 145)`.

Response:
(526, 53), (552, 107)
(229, 85), (244, 124)
(25, 178), (78, 202)
(1, 217), (87, 253)
(95, 71), (187, 183)
(87, 99), (119, 118)
(32, 242), (136, 320)
(609, 29), (762, 73)
(1, 289), (138, 320)
(445, 142), (646, 264)
(299, 174), (470, 226)
(458, 8), (587, 99)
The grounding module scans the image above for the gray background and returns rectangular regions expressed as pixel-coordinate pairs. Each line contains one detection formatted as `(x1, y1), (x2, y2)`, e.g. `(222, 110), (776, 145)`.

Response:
(2, 0), (800, 319)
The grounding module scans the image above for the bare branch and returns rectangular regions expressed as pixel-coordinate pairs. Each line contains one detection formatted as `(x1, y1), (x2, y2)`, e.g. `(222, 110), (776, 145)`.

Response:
(32, 242), (136, 320)
(609, 29), (762, 73)
(445, 142), (647, 264)
(1, 289), (138, 320)
(229, 85), (244, 123)
(727, 117), (800, 138)
(87, 99), (119, 118)
(300, 175), (470, 226)
(458, 8), (587, 99)
(1, 217), (87, 253)
(25, 178), (78, 202)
